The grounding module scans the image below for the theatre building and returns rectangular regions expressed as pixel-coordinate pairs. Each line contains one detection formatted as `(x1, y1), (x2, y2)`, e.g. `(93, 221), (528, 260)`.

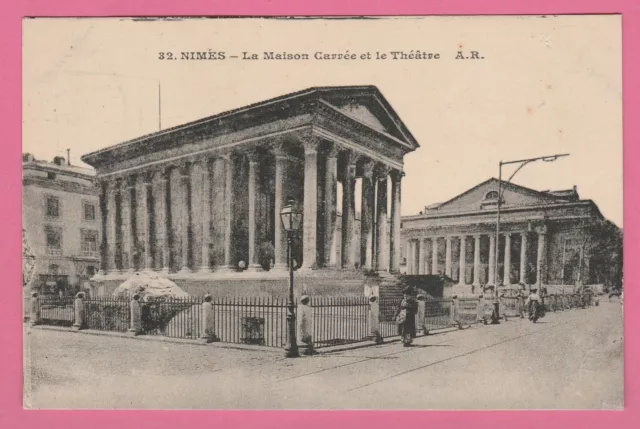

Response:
(400, 178), (617, 293)
(81, 86), (419, 297)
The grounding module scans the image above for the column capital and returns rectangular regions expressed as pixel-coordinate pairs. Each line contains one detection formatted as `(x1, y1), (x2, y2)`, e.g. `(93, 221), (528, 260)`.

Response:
(342, 149), (361, 166)
(390, 169), (405, 182)
(375, 164), (392, 179)
(246, 147), (262, 163)
(326, 143), (340, 159)
(362, 159), (375, 177)
(272, 141), (289, 159)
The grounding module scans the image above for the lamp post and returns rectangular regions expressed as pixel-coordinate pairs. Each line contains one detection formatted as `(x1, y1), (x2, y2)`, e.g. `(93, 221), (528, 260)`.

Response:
(493, 153), (570, 319)
(280, 199), (302, 358)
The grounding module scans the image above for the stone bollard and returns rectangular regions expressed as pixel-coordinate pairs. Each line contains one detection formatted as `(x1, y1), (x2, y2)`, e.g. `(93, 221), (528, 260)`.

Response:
(200, 294), (216, 343)
(128, 293), (143, 336)
(72, 292), (85, 330)
(368, 295), (383, 344)
(451, 296), (462, 329)
(297, 295), (315, 355)
(30, 291), (40, 326)
(417, 295), (427, 335)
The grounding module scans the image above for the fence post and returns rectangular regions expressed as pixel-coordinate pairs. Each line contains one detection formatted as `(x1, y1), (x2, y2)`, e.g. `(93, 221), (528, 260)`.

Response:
(128, 294), (143, 336)
(297, 295), (315, 355)
(30, 292), (40, 326)
(369, 295), (383, 344)
(477, 294), (486, 325)
(72, 292), (85, 330)
(417, 295), (427, 335)
(200, 294), (215, 343)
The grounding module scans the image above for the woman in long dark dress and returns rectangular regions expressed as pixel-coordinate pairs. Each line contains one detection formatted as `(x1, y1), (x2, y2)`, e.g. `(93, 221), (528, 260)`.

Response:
(395, 288), (419, 346)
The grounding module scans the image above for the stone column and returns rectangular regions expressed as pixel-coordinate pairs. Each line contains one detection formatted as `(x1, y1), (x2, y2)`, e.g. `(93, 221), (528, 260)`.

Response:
(219, 154), (235, 272)
(445, 236), (453, 278)
(473, 235), (481, 286)
(503, 233), (512, 285)
(375, 171), (389, 271)
(106, 181), (117, 274)
(406, 241), (412, 274)
(98, 181), (108, 275)
(431, 238), (439, 275)
(409, 241), (416, 274)
(123, 178), (135, 273)
(141, 174), (153, 271)
(488, 234), (496, 285)
(159, 169), (171, 275)
(360, 161), (375, 270)
(389, 170), (402, 272)
(536, 226), (547, 287)
(247, 150), (263, 272)
(273, 145), (289, 272)
(458, 236), (467, 285)
(418, 238), (426, 275)
(301, 139), (318, 271)
(324, 145), (339, 269)
(199, 158), (212, 273)
(520, 232), (528, 284)
(341, 152), (358, 269)
(179, 164), (191, 273)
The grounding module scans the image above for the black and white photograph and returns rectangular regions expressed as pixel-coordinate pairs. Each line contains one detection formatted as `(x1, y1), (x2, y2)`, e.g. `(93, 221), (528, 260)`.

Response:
(22, 16), (623, 409)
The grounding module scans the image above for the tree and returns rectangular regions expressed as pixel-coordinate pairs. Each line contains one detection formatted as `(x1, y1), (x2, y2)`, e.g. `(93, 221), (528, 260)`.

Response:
(580, 219), (623, 289)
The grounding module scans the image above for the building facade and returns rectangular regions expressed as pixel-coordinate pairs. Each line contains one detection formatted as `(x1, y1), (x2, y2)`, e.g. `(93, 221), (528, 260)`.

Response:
(81, 86), (418, 296)
(22, 154), (101, 295)
(400, 178), (613, 292)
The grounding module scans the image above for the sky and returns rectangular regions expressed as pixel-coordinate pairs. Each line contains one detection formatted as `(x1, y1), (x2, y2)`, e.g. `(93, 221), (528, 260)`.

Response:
(22, 16), (623, 226)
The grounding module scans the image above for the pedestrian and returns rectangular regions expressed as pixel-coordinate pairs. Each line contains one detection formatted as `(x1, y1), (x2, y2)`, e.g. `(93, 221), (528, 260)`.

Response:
(395, 287), (418, 347)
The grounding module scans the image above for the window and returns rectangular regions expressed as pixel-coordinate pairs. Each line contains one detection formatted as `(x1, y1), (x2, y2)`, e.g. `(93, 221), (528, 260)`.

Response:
(485, 191), (499, 200)
(83, 203), (96, 221)
(45, 225), (62, 255)
(48, 264), (60, 275)
(47, 172), (57, 180)
(45, 196), (60, 218)
(81, 230), (99, 254)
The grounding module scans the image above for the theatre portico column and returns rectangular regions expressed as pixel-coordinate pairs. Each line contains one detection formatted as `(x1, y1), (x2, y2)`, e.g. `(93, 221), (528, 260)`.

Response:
(458, 236), (467, 285)
(300, 139), (319, 271)
(536, 226), (548, 288)
(324, 145), (339, 269)
(341, 152), (358, 269)
(218, 153), (235, 272)
(418, 238), (426, 274)
(488, 234), (496, 285)
(519, 232), (528, 284)
(178, 163), (191, 274)
(360, 161), (375, 270)
(472, 235), (481, 286)
(431, 237), (439, 275)
(97, 182), (108, 276)
(445, 236), (453, 278)
(389, 170), (402, 272)
(375, 168), (389, 272)
(247, 150), (263, 272)
(503, 233), (512, 285)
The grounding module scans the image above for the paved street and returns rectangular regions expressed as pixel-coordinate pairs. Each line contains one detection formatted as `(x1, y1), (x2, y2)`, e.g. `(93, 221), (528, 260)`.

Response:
(24, 300), (623, 410)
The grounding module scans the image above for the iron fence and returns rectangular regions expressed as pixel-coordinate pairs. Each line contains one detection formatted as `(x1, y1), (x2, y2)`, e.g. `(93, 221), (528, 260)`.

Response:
(210, 296), (289, 347)
(424, 299), (453, 331)
(38, 296), (75, 326)
(84, 296), (131, 332)
(142, 296), (203, 339)
(378, 298), (402, 338)
(312, 296), (370, 348)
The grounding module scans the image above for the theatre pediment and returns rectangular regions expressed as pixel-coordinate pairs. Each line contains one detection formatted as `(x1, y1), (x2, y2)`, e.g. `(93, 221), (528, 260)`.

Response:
(431, 178), (565, 213)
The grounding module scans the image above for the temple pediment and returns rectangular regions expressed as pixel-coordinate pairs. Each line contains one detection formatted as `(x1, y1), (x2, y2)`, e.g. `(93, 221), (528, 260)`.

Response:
(429, 178), (570, 213)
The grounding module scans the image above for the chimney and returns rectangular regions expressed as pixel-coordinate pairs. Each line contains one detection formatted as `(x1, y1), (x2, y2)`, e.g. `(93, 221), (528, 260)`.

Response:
(67, 148), (71, 166)
(53, 156), (67, 166)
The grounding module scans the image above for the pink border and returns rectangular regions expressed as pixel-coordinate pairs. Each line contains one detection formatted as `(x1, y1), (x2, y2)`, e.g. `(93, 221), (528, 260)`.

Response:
(1, 1), (637, 428)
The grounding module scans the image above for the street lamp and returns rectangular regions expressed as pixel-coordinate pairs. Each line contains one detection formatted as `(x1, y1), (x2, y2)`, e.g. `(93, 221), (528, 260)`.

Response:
(493, 154), (570, 308)
(280, 199), (303, 358)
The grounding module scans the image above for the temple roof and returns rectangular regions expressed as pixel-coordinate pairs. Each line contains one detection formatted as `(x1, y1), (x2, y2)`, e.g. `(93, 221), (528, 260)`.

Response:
(81, 85), (419, 169)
